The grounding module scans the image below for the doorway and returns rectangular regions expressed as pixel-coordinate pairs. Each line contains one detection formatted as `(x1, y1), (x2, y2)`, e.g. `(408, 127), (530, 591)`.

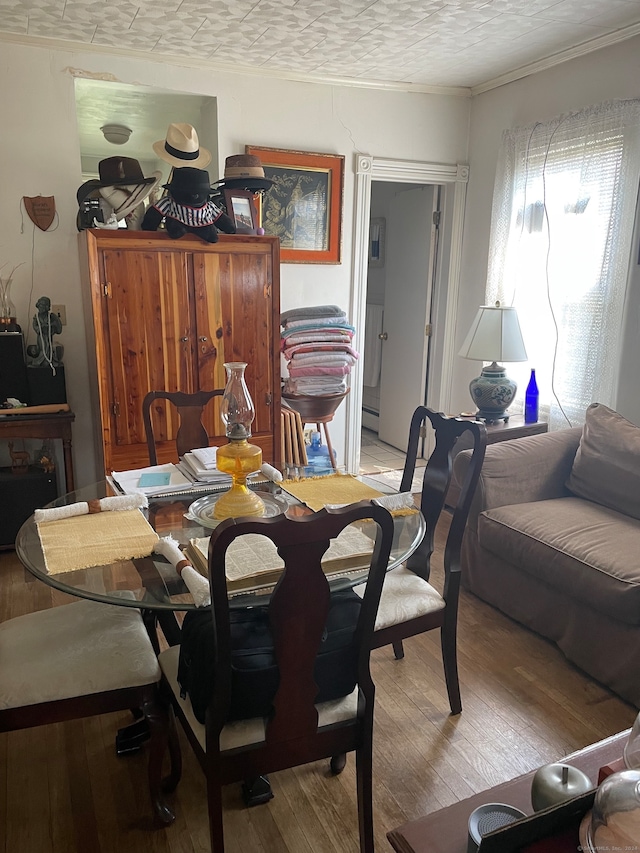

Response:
(346, 157), (469, 475)
(362, 182), (439, 454)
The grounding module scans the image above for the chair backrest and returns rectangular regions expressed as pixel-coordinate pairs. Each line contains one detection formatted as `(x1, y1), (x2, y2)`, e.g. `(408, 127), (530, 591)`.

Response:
(400, 408), (487, 582)
(206, 502), (394, 758)
(142, 389), (224, 465)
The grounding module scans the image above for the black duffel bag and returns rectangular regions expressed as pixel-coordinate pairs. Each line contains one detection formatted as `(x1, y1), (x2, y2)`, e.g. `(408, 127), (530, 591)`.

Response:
(177, 589), (362, 724)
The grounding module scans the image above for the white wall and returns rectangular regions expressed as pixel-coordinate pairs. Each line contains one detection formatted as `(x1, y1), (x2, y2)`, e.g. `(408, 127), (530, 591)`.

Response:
(455, 35), (640, 423)
(0, 41), (471, 485)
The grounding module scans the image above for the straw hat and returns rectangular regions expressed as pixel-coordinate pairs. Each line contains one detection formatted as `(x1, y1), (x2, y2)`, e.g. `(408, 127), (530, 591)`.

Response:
(152, 123), (211, 169)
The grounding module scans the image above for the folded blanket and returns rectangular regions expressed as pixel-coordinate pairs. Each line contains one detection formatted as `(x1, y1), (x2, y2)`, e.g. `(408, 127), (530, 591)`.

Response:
(280, 305), (345, 324)
(281, 322), (355, 339)
(283, 314), (348, 330)
(289, 353), (357, 366)
(283, 377), (347, 395)
(281, 332), (353, 348)
(288, 365), (352, 377)
(283, 343), (360, 360)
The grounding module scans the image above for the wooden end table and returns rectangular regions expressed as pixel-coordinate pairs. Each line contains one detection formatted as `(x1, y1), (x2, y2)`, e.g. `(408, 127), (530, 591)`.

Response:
(0, 410), (75, 492)
(387, 730), (628, 853)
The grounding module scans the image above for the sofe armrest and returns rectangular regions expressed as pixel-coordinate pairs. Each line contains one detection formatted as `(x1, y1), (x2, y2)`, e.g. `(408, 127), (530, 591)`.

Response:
(454, 426), (582, 534)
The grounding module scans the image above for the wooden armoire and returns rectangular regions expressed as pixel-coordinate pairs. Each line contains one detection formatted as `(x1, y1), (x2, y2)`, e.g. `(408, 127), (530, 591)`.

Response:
(80, 229), (281, 475)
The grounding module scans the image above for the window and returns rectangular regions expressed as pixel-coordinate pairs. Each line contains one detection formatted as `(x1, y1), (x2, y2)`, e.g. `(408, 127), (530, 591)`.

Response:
(486, 100), (640, 429)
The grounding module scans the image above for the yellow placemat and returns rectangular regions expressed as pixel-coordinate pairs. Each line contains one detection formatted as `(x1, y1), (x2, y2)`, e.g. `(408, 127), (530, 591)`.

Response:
(280, 473), (385, 512)
(37, 509), (159, 574)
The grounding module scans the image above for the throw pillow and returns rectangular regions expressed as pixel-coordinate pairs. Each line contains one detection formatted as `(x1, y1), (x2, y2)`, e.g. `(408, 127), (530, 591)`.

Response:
(566, 402), (640, 519)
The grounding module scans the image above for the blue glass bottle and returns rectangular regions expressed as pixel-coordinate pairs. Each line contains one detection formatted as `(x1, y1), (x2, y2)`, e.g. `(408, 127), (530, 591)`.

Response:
(524, 369), (539, 423)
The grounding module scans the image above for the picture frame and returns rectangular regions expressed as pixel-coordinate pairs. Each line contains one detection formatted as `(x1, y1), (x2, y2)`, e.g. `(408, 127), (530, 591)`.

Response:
(223, 189), (258, 234)
(245, 146), (344, 264)
(369, 217), (386, 268)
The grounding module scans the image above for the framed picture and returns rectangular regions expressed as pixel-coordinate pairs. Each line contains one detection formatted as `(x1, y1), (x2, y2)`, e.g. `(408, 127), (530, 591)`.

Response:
(245, 146), (344, 264)
(223, 189), (258, 234)
(369, 217), (386, 267)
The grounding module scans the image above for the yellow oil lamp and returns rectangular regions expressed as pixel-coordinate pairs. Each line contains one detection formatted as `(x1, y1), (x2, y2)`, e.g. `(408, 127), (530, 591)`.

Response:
(213, 362), (265, 520)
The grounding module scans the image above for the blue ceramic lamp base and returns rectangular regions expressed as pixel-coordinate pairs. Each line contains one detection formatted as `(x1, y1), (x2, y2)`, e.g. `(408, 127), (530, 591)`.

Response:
(469, 362), (517, 423)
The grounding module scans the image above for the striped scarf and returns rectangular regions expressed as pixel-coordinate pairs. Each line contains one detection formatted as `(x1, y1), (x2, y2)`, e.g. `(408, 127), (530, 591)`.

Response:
(154, 196), (223, 227)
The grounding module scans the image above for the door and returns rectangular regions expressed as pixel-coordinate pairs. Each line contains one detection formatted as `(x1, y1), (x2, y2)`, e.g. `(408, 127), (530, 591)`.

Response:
(377, 186), (438, 450)
(193, 246), (277, 461)
(101, 246), (193, 465)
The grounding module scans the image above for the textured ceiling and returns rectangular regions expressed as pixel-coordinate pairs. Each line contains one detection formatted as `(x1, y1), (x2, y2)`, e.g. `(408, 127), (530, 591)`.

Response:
(3, 0), (640, 91)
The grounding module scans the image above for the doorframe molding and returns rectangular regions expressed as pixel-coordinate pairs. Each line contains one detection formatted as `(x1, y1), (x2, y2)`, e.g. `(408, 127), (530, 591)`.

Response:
(346, 155), (469, 473)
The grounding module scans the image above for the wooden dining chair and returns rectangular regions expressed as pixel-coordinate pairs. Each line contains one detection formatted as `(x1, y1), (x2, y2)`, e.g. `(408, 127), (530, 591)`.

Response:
(142, 389), (224, 465)
(357, 408), (487, 715)
(0, 593), (179, 824)
(157, 501), (395, 853)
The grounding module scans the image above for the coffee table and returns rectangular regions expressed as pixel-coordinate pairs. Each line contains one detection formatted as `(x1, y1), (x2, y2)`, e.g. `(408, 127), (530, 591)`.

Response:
(387, 730), (629, 853)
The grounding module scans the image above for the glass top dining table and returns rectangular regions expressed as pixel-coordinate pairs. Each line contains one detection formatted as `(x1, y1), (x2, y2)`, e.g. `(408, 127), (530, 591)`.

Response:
(15, 478), (426, 613)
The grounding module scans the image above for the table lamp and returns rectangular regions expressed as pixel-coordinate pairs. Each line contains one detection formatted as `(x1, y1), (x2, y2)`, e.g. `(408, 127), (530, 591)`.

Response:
(458, 302), (527, 422)
(213, 362), (265, 520)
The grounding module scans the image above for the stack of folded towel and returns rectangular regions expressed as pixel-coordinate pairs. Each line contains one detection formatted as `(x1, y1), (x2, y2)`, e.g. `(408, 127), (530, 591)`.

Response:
(281, 304), (359, 396)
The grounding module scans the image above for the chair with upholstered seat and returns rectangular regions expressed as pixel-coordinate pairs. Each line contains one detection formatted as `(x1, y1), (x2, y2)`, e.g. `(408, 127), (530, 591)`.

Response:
(0, 593), (179, 824)
(142, 389), (225, 465)
(157, 501), (394, 853)
(358, 408), (487, 715)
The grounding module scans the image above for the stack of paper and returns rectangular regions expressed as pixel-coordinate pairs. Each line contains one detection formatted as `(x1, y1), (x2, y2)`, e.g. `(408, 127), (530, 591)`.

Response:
(111, 463), (195, 496)
(178, 448), (231, 485)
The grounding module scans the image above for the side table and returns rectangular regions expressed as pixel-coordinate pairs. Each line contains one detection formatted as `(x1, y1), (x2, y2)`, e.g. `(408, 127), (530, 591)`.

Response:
(447, 415), (547, 506)
(387, 730), (628, 853)
(0, 410), (75, 492)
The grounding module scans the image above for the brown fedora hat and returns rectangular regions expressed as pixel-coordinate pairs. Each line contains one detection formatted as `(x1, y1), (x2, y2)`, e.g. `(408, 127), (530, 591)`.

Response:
(153, 123), (211, 169)
(215, 154), (274, 191)
(76, 157), (161, 207)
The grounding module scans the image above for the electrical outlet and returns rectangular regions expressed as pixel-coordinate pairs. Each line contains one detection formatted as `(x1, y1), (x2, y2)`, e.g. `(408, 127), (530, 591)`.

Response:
(52, 304), (67, 325)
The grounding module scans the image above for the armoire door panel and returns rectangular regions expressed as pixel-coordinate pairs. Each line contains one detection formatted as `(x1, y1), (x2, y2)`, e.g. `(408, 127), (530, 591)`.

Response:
(193, 250), (275, 442)
(83, 231), (281, 474)
(102, 248), (193, 448)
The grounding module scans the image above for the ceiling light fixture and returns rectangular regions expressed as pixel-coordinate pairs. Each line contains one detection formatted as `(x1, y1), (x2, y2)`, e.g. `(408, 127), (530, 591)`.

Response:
(100, 124), (133, 145)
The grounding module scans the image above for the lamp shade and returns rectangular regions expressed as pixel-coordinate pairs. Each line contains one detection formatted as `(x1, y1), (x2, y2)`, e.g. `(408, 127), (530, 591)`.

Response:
(459, 304), (527, 363)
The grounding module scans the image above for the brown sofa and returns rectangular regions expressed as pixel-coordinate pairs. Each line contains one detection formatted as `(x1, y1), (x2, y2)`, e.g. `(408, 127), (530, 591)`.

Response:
(454, 403), (640, 708)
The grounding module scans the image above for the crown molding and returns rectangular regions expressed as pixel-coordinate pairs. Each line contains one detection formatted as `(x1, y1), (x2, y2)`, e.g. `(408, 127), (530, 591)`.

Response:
(471, 21), (640, 95)
(0, 31), (471, 98)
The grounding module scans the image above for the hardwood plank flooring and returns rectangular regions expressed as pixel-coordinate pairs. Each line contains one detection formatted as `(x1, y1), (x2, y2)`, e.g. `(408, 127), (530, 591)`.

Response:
(0, 516), (635, 852)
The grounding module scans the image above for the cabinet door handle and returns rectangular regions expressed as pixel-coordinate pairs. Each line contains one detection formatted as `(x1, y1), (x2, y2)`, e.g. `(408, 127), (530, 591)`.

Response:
(199, 336), (208, 342)
(180, 336), (188, 342)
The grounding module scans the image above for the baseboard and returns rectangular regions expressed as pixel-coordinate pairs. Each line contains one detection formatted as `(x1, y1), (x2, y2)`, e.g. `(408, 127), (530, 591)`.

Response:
(362, 410), (379, 431)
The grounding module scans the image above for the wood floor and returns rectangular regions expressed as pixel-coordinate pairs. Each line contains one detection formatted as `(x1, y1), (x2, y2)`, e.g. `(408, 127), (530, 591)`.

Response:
(0, 515), (635, 853)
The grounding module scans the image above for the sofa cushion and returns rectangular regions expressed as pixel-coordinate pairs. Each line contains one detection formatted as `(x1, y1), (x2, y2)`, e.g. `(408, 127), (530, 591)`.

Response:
(566, 403), (640, 520)
(477, 496), (640, 626)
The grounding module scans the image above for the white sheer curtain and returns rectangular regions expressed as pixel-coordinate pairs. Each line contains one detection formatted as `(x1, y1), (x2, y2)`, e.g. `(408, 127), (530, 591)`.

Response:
(486, 99), (640, 429)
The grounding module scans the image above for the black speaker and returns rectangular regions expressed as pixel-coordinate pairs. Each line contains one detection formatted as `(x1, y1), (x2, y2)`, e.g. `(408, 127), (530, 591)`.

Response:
(0, 466), (58, 548)
(0, 332), (30, 405)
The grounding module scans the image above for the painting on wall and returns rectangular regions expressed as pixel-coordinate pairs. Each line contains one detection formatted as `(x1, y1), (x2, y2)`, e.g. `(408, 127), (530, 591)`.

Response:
(245, 146), (344, 264)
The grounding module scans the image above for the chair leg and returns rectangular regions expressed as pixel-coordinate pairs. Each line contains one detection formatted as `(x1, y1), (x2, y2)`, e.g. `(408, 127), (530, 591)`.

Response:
(392, 640), (405, 660)
(143, 696), (176, 825)
(330, 753), (347, 774)
(441, 620), (462, 715)
(162, 706), (183, 793)
(207, 771), (226, 853)
(355, 736), (375, 853)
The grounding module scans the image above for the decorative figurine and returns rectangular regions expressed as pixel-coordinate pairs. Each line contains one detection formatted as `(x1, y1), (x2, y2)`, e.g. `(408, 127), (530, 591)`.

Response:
(8, 441), (29, 475)
(27, 296), (63, 369)
(141, 167), (236, 243)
